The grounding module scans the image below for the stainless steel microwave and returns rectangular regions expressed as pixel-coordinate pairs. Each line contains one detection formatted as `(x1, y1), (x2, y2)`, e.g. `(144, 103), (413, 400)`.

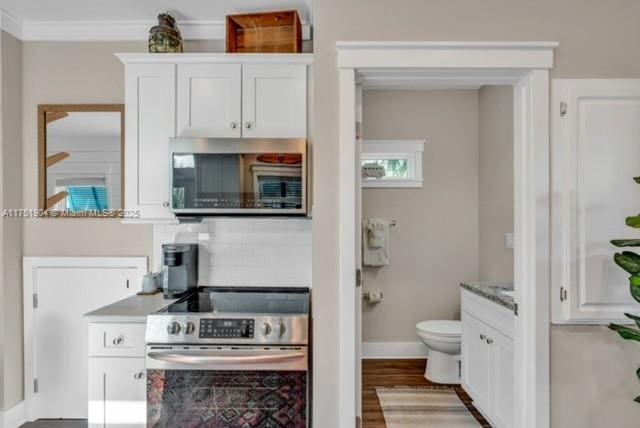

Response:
(170, 138), (307, 215)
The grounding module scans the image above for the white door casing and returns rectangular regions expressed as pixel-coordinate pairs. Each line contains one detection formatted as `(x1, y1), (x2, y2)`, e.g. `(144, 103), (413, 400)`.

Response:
(177, 63), (242, 138)
(551, 79), (640, 324)
(336, 42), (556, 428)
(23, 257), (147, 421)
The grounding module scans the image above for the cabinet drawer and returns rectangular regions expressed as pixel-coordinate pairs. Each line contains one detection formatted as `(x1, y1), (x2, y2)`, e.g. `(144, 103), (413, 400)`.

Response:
(89, 323), (146, 357)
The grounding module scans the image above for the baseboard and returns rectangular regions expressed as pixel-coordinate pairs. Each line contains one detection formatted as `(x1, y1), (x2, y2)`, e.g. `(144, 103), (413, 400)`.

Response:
(1, 401), (26, 428)
(362, 341), (428, 359)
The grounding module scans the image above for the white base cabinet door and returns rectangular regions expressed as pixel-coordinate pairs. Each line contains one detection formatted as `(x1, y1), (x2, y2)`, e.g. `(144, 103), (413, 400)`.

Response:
(490, 329), (514, 428)
(461, 312), (491, 414)
(177, 63), (242, 138)
(89, 357), (146, 428)
(242, 64), (307, 138)
(124, 63), (176, 220)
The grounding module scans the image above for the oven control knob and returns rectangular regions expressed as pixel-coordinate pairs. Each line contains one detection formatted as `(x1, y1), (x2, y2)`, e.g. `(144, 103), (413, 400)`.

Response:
(184, 322), (196, 335)
(275, 321), (286, 337)
(260, 322), (272, 336)
(167, 321), (181, 335)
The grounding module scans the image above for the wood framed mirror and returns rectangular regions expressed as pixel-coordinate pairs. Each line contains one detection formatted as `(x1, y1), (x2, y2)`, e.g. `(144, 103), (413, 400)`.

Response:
(38, 104), (124, 217)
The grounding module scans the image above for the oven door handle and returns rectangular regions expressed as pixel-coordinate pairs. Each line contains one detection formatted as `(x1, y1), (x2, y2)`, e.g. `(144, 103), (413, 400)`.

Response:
(147, 350), (306, 366)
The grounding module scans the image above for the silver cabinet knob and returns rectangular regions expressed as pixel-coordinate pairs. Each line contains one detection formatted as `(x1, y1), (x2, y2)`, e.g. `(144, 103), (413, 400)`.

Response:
(260, 322), (272, 336)
(479, 334), (486, 340)
(167, 321), (181, 335)
(162, 201), (170, 208)
(231, 122), (238, 129)
(134, 372), (144, 380)
(486, 338), (494, 345)
(112, 336), (124, 345)
(245, 121), (253, 129)
(184, 322), (196, 335)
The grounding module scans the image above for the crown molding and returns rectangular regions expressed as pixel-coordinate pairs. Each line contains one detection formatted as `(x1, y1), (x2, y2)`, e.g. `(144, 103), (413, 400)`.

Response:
(0, 9), (311, 42)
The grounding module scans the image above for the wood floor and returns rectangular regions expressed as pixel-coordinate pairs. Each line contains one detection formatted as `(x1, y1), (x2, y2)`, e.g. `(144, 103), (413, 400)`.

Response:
(362, 359), (491, 428)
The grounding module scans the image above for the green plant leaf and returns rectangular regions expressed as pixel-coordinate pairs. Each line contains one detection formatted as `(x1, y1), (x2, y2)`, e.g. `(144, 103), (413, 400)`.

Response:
(609, 324), (640, 342)
(630, 276), (640, 304)
(626, 216), (640, 228)
(612, 239), (640, 247)
(637, 366), (640, 382)
(625, 313), (640, 329)
(614, 253), (640, 274)
(634, 176), (640, 184)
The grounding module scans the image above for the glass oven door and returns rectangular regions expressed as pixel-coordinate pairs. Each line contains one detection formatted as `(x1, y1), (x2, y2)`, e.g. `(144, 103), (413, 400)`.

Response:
(170, 138), (307, 215)
(146, 346), (308, 428)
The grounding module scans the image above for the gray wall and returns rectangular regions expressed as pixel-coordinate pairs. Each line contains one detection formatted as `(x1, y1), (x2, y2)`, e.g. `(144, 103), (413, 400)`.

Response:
(311, 0), (640, 426)
(1, 30), (24, 411)
(361, 89), (479, 343)
(478, 86), (514, 281)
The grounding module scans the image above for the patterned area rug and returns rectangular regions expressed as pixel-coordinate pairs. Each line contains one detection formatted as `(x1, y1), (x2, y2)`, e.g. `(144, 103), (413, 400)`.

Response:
(376, 386), (481, 427)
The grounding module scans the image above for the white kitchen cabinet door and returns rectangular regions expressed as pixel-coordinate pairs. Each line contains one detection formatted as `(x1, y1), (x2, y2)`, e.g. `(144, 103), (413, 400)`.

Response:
(242, 64), (307, 138)
(489, 329), (514, 428)
(89, 357), (146, 428)
(461, 312), (491, 414)
(124, 63), (176, 220)
(552, 79), (640, 324)
(24, 257), (146, 421)
(177, 63), (242, 138)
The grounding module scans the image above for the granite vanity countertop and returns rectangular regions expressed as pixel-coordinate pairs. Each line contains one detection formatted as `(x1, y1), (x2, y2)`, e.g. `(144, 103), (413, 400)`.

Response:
(84, 293), (177, 323)
(460, 281), (515, 310)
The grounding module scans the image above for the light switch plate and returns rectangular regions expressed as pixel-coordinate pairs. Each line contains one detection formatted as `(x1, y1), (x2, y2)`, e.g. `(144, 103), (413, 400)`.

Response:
(505, 233), (515, 249)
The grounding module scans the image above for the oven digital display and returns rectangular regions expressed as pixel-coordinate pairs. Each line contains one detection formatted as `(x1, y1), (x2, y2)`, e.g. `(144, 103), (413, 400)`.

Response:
(199, 318), (254, 339)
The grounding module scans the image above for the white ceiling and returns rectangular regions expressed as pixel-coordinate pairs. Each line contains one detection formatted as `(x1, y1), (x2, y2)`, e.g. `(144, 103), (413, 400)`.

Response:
(2, 0), (312, 23)
(48, 112), (121, 138)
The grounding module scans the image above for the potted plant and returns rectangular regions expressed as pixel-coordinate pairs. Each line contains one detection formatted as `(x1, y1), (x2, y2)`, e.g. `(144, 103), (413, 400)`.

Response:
(609, 175), (640, 404)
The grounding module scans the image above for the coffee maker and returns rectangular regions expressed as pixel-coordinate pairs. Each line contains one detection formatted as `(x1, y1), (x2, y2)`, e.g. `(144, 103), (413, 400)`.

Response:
(161, 243), (198, 298)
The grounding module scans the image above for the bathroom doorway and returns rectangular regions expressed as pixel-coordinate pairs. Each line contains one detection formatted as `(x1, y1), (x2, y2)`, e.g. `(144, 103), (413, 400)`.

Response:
(358, 86), (514, 427)
(335, 42), (557, 428)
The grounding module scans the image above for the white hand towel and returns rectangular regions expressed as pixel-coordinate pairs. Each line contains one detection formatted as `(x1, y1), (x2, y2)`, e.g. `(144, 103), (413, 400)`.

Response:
(363, 219), (392, 266)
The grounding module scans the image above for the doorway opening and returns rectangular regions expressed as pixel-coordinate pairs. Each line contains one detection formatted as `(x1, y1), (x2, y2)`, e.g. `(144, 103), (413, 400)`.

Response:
(336, 42), (557, 428)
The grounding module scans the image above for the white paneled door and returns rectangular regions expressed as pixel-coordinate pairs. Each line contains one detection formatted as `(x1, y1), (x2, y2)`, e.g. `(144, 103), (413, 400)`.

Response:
(23, 257), (147, 421)
(177, 63), (242, 138)
(552, 79), (640, 324)
(242, 64), (307, 138)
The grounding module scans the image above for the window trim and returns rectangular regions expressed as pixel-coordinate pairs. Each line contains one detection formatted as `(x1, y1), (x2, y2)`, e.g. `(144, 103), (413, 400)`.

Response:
(361, 140), (425, 188)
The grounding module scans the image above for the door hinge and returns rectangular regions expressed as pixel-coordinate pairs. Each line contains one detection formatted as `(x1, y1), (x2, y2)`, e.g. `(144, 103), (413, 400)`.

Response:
(126, 279), (130, 289)
(356, 416), (362, 428)
(355, 268), (362, 288)
(560, 102), (568, 117)
(34, 378), (39, 393)
(560, 286), (568, 302)
(513, 302), (519, 316)
(33, 293), (38, 309)
(355, 121), (362, 140)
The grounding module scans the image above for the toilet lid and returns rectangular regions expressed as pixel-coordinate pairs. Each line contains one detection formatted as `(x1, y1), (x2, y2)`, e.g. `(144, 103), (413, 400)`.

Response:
(416, 320), (461, 336)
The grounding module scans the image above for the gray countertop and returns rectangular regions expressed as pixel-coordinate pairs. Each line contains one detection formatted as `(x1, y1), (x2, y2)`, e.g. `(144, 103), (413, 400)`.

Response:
(460, 281), (515, 310)
(84, 293), (177, 323)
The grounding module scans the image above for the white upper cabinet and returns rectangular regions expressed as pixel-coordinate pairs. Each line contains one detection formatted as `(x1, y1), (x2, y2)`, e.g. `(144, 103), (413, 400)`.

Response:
(552, 79), (640, 324)
(242, 64), (307, 138)
(177, 63), (242, 138)
(124, 63), (176, 220)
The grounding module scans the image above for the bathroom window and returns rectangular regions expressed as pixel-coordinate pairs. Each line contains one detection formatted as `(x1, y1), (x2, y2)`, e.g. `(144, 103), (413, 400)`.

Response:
(361, 140), (425, 188)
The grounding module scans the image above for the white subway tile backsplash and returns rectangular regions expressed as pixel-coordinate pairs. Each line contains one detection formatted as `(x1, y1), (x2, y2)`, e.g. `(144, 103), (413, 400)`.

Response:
(153, 219), (312, 287)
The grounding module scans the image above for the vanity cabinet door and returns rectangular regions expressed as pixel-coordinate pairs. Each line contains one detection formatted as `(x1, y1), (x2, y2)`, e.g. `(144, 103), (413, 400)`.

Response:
(490, 329), (515, 428)
(177, 64), (242, 138)
(242, 64), (307, 138)
(461, 312), (491, 414)
(124, 63), (176, 220)
(89, 357), (146, 428)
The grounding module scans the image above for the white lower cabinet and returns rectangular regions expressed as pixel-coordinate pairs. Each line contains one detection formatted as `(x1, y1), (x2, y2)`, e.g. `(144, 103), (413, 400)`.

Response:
(461, 290), (514, 427)
(89, 322), (146, 428)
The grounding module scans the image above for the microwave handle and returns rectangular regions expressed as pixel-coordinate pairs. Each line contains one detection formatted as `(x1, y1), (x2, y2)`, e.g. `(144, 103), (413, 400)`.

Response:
(147, 350), (305, 366)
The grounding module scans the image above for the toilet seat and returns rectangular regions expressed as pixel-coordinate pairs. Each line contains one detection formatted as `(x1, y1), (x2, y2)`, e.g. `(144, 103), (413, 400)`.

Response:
(416, 320), (461, 337)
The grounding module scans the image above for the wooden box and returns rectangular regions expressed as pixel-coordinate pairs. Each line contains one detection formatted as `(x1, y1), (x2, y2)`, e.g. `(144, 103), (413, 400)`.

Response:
(226, 10), (302, 53)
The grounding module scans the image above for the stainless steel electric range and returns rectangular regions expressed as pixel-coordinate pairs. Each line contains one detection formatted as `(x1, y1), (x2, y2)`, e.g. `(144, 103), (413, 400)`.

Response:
(146, 286), (310, 428)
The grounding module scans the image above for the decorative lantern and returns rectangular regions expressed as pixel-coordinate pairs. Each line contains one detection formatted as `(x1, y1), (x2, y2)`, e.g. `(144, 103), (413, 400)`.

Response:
(149, 13), (183, 53)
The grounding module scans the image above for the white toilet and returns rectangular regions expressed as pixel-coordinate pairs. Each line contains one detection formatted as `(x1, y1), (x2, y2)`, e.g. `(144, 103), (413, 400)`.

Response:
(416, 320), (462, 384)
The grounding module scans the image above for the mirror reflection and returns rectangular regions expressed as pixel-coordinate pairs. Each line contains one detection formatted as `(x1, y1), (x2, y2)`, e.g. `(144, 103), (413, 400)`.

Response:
(39, 106), (124, 216)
